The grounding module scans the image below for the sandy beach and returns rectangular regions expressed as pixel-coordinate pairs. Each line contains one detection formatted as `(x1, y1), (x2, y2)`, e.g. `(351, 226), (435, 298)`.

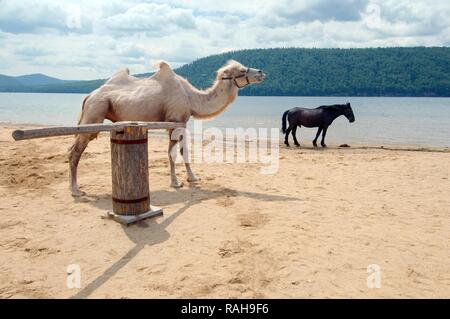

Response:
(0, 123), (449, 298)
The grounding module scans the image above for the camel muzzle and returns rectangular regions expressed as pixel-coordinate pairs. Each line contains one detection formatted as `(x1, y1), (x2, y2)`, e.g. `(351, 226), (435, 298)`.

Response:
(255, 70), (266, 82)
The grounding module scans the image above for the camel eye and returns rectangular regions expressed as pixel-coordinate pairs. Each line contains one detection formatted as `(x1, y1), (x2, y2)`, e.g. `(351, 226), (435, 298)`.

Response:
(240, 69), (246, 73)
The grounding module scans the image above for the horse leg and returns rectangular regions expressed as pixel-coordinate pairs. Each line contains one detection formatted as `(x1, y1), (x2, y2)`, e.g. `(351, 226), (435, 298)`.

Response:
(284, 124), (293, 147)
(179, 131), (200, 183)
(168, 129), (183, 188)
(313, 127), (323, 147)
(321, 127), (328, 148)
(292, 126), (300, 147)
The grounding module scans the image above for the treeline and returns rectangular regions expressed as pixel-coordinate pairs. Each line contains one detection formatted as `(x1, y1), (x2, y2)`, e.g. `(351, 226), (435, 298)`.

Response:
(176, 47), (450, 97)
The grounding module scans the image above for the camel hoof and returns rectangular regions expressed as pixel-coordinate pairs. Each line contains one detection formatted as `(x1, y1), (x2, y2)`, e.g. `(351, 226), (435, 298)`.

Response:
(187, 176), (201, 183)
(171, 181), (184, 188)
(71, 189), (86, 197)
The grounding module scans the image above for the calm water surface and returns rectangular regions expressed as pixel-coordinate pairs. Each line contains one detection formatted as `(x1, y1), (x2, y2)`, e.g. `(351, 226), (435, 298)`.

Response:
(0, 93), (449, 147)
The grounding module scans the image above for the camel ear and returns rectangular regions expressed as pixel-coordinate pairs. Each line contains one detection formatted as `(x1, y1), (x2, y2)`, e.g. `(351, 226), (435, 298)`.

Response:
(217, 67), (229, 79)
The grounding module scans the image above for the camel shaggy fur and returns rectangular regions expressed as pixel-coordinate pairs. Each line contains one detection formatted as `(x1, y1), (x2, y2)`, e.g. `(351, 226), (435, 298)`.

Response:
(68, 60), (265, 196)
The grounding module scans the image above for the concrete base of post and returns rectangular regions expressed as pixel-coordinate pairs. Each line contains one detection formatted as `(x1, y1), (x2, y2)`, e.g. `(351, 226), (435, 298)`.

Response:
(106, 205), (163, 226)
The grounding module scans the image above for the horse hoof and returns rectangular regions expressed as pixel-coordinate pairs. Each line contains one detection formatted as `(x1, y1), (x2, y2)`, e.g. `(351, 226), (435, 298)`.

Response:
(322, 144), (327, 148)
(295, 144), (300, 147)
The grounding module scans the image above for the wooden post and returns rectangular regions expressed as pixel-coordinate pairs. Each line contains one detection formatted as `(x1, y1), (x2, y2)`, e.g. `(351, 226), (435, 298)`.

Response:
(107, 124), (163, 225)
(111, 125), (150, 215)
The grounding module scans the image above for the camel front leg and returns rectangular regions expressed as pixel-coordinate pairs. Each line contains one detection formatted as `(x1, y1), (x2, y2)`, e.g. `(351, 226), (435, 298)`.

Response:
(168, 131), (183, 188)
(185, 163), (200, 183)
(179, 133), (200, 183)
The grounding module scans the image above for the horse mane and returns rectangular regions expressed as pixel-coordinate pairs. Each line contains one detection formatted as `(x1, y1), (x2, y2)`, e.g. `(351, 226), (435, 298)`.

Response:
(316, 104), (348, 110)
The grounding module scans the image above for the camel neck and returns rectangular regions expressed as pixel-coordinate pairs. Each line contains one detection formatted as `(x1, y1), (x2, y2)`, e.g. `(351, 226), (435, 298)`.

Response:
(190, 80), (238, 119)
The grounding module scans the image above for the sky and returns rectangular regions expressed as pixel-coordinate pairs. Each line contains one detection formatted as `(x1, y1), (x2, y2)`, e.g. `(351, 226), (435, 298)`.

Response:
(0, 0), (449, 80)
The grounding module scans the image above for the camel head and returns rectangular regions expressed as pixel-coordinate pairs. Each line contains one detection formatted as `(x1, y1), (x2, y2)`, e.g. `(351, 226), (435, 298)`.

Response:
(217, 60), (266, 88)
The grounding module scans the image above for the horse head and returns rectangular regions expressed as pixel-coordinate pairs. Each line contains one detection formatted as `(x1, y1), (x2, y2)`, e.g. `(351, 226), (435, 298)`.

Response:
(344, 102), (355, 123)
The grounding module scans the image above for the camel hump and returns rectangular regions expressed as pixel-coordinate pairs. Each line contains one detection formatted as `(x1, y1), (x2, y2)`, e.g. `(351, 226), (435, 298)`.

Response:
(113, 68), (130, 76)
(105, 68), (131, 85)
(153, 60), (174, 77)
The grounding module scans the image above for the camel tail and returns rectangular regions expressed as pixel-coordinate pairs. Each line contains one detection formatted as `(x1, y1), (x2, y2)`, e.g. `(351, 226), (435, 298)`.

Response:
(281, 110), (289, 134)
(77, 94), (90, 125)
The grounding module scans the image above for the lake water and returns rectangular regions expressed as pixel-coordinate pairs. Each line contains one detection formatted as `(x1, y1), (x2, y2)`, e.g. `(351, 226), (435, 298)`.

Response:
(0, 92), (449, 147)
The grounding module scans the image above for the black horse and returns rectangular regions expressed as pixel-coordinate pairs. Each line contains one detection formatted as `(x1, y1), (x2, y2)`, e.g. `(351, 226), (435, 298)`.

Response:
(281, 103), (355, 147)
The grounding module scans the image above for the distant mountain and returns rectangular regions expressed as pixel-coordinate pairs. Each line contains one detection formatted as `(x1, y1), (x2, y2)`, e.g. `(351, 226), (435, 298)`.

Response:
(1, 47), (450, 96)
(14, 73), (72, 86)
(0, 74), (23, 88)
(0, 73), (74, 91)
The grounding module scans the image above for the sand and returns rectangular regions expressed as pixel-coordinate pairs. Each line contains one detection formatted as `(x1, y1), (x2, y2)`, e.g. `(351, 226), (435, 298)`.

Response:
(0, 123), (449, 298)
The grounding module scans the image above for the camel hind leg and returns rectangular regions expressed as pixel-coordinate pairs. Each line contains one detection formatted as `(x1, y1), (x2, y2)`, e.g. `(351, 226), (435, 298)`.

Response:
(68, 97), (109, 196)
(68, 134), (94, 196)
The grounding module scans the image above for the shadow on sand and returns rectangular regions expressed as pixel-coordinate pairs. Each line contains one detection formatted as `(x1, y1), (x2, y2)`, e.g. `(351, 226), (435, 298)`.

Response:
(71, 184), (299, 298)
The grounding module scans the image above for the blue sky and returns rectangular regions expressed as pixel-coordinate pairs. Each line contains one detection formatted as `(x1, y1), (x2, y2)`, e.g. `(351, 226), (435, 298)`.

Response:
(0, 0), (449, 80)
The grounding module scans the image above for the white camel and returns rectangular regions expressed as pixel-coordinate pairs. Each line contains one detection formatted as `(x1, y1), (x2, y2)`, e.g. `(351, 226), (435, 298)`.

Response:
(68, 60), (265, 196)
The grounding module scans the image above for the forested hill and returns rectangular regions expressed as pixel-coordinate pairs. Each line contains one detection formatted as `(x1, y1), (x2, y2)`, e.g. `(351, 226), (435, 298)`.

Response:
(176, 47), (450, 97)
(1, 47), (450, 96)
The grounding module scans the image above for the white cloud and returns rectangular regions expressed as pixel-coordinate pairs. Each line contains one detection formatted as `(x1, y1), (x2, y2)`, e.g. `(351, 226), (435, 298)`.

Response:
(103, 3), (196, 36)
(0, 0), (449, 80)
(362, 0), (449, 38)
(0, 0), (93, 34)
(14, 45), (52, 57)
(270, 0), (369, 24)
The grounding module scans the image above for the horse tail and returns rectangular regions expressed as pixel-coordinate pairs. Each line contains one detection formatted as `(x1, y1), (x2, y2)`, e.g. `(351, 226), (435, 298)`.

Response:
(281, 110), (289, 134)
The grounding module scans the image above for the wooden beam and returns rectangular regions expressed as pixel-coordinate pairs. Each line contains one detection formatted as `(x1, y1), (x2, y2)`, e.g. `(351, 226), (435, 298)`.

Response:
(12, 121), (186, 141)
